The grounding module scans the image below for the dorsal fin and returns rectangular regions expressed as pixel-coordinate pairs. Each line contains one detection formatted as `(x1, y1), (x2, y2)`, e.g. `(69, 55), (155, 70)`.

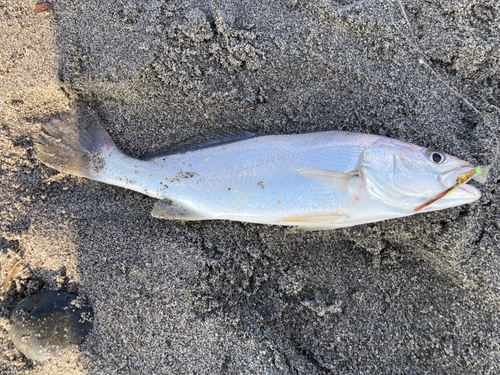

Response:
(140, 130), (256, 160)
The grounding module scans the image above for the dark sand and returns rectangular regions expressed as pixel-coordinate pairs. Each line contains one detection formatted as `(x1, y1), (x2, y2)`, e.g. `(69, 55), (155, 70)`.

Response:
(1, 0), (499, 373)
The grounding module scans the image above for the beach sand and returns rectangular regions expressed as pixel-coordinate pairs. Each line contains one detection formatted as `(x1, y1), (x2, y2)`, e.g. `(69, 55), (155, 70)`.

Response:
(1, 0), (499, 373)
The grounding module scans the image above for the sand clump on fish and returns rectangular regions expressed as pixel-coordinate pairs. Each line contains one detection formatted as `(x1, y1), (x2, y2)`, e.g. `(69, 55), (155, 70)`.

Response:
(36, 102), (486, 231)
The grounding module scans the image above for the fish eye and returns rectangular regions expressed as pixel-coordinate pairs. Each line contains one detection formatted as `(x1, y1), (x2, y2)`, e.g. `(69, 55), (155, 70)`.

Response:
(425, 149), (446, 164)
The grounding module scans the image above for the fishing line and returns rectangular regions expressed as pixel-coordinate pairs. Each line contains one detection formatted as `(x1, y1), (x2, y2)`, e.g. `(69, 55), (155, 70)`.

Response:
(386, 0), (499, 180)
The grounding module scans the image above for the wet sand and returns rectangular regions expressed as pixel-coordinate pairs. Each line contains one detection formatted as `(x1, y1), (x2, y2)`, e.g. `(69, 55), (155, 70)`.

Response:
(1, 0), (499, 373)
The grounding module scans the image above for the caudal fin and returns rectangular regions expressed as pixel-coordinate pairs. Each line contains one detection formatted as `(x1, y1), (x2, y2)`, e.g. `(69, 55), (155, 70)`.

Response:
(36, 102), (118, 178)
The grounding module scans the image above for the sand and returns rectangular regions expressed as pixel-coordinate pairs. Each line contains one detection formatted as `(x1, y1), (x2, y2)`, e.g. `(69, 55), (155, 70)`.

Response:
(1, 0), (499, 373)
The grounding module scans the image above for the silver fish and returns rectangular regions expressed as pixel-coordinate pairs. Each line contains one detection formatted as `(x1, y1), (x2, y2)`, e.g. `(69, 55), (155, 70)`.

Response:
(36, 103), (481, 231)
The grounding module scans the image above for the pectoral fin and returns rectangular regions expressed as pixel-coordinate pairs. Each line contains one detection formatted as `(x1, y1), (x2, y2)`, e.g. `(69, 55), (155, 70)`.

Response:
(151, 200), (210, 221)
(293, 168), (357, 191)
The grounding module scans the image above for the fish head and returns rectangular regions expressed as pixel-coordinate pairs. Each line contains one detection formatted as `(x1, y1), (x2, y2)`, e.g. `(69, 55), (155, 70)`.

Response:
(361, 139), (481, 212)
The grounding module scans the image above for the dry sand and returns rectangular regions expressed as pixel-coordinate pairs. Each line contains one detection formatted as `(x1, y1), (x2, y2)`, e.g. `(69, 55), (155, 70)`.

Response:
(1, 0), (500, 374)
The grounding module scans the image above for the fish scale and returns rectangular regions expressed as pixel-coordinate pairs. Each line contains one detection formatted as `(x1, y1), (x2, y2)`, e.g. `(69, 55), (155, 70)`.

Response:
(143, 133), (375, 222)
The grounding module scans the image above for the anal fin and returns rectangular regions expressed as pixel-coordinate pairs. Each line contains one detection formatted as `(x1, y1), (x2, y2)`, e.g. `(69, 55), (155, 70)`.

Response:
(151, 200), (210, 221)
(282, 213), (347, 223)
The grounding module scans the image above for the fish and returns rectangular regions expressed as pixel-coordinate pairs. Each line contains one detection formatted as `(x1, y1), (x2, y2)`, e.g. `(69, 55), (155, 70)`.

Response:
(36, 102), (482, 231)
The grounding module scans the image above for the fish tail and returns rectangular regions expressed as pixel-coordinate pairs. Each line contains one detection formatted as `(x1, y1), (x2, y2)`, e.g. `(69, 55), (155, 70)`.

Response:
(36, 102), (120, 180)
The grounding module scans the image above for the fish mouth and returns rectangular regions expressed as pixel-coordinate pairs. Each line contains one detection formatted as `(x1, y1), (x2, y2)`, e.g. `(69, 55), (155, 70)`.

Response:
(417, 166), (482, 212)
(446, 183), (481, 200)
